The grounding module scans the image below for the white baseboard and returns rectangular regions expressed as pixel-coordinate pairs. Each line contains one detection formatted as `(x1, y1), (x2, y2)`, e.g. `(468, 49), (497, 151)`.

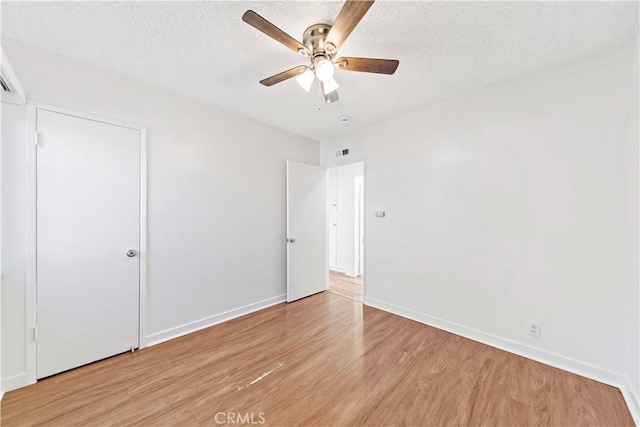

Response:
(2, 372), (28, 393)
(329, 266), (346, 274)
(364, 297), (632, 409)
(144, 294), (286, 347)
(621, 375), (640, 426)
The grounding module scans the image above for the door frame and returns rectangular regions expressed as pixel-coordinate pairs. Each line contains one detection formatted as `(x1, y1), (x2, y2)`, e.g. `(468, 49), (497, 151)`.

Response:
(354, 175), (364, 278)
(24, 103), (148, 385)
(325, 159), (366, 301)
(360, 160), (367, 300)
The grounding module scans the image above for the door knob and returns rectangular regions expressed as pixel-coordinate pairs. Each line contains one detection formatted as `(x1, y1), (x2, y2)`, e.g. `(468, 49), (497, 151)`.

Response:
(287, 238), (296, 243)
(126, 249), (137, 257)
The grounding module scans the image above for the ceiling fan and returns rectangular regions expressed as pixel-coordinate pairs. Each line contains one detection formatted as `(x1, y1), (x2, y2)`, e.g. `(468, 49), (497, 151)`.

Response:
(242, 0), (399, 104)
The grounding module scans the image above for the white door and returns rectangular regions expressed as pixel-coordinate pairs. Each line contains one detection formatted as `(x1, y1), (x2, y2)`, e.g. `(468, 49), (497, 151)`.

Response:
(286, 161), (327, 302)
(36, 109), (140, 378)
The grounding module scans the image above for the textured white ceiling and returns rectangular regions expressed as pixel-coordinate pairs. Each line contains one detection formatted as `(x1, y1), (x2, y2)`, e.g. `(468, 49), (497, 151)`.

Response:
(1, 1), (638, 140)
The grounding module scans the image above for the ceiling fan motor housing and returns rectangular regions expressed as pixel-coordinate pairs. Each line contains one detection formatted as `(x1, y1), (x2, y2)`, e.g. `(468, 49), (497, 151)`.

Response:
(303, 23), (335, 66)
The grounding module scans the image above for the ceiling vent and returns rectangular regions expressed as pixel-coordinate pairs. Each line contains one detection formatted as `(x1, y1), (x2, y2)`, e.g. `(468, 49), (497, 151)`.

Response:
(1, 48), (26, 105)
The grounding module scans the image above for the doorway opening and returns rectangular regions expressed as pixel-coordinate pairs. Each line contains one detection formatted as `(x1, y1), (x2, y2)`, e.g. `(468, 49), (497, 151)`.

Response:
(327, 162), (364, 302)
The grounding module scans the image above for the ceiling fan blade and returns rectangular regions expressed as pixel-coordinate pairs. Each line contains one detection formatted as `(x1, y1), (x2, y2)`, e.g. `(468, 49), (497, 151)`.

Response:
(242, 10), (306, 54)
(260, 66), (308, 87)
(336, 57), (399, 75)
(325, 0), (375, 51)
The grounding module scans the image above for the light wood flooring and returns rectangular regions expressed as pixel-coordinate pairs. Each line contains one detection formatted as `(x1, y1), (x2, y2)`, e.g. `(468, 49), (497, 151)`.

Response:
(1, 292), (633, 426)
(328, 270), (362, 301)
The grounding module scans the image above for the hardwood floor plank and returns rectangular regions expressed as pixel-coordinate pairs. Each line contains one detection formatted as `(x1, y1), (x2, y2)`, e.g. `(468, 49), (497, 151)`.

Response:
(329, 270), (362, 301)
(2, 292), (633, 426)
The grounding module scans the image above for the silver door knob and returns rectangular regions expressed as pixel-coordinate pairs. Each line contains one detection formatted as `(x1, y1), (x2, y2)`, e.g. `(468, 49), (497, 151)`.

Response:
(126, 249), (137, 257)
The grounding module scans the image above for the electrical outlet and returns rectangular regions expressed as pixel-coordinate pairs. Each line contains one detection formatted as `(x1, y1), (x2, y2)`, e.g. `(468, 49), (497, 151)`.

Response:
(527, 321), (541, 338)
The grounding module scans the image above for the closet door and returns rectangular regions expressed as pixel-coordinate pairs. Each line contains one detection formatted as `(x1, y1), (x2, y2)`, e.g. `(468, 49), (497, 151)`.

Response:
(36, 109), (140, 378)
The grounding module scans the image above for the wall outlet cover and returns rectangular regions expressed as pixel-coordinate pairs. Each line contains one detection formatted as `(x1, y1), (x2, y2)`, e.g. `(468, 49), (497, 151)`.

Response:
(527, 321), (541, 338)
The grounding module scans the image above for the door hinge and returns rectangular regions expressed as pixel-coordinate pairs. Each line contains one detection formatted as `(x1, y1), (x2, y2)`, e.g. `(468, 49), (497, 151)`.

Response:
(33, 326), (39, 342)
(34, 131), (39, 146)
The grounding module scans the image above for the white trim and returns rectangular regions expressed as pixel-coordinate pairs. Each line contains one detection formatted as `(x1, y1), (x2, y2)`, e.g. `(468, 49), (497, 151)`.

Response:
(144, 294), (286, 347)
(286, 162), (291, 300)
(325, 168), (330, 291)
(28, 102), (142, 131)
(2, 372), (28, 393)
(621, 375), (640, 425)
(364, 296), (628, 390)
(25, 106), (37, 387)
(329, 266), (346, 274)
(361, 159), (367, 301)
(138, 128), (148, 348)
(354, 176), (364, 278)
(25, 103), (148, 381)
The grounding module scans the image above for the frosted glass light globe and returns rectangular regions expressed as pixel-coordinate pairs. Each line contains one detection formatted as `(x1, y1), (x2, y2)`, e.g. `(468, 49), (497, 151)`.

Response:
(315, 59), (335, 82)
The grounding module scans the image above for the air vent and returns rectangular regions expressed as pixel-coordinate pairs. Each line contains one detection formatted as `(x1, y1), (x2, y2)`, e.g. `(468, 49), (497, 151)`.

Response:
(335, 148), (350, 157)
(1, 47), (26, 104)
(0, 75), (13, 93)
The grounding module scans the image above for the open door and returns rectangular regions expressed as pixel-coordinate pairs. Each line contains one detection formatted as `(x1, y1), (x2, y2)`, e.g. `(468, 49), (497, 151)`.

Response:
(286, 161), (327, 302)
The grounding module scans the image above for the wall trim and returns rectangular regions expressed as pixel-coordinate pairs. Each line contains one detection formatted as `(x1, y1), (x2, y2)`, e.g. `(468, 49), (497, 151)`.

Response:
(24, 106), (37, 386)
(2, 372), (27, 393)
(621, 375), (640, 425)
(364, 296), (634, 415)
(144, 294), (286, 347)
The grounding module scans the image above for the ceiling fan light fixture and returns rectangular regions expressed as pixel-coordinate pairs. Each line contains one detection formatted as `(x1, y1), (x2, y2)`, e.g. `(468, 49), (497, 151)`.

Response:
(322, 77), (340, 95)
(315, 58), (335, 82)
(296, 68), (315, 92)
(243, 3), (399, 106)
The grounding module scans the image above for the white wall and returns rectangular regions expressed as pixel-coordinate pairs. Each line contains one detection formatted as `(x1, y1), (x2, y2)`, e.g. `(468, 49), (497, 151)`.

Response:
(625, 31), (639, 418)
(1, 39), (319, 391)
(1, 46), (28, 399)
(322, 39), (639, 417)
(328, 162), (364, 277)
(1, 102), (26, 392)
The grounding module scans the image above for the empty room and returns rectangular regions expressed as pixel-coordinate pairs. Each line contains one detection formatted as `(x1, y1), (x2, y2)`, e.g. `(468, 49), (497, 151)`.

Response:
(1, 1), (639, 426)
